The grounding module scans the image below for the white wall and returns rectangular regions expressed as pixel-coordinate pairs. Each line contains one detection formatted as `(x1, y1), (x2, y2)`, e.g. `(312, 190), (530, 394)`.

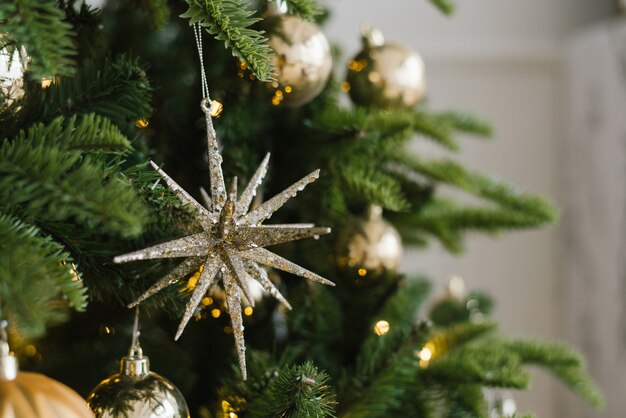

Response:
(324, 1), (614, 417)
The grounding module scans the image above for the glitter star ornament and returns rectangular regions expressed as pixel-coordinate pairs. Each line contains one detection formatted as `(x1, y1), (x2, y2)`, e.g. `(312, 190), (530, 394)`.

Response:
(114, 99), (334, 380)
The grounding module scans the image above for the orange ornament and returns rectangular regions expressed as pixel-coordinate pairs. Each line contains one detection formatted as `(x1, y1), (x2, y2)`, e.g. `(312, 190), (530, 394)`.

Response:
(0, 337), (94, 418)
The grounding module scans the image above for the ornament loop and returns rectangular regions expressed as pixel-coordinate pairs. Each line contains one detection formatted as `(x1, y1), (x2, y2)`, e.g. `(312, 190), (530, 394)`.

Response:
(266, 0), (288, 16)
(130, 306), (141, 355)
(200, 98), (212, 114)
(121, 308), (150, 377)
(361, 24), (385, 48)
(367, 204), (383, 220)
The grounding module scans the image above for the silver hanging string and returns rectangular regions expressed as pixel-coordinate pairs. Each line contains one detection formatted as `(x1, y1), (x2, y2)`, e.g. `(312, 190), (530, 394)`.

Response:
(130, 306), (141, 355)
(193, 23), (219, 148)
(193, 23), (211, 103)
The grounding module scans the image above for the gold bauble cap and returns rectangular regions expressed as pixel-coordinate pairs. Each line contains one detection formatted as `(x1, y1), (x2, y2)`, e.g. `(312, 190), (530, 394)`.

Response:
(0, 340), (18, 381)
(120, 344), (150, 378)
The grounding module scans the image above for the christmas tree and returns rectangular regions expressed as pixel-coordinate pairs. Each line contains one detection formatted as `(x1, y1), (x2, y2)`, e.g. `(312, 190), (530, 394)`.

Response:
(0, 0), (603, 417)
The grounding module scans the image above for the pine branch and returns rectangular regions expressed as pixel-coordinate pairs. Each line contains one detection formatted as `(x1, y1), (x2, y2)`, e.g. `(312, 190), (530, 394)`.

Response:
(423, 344), (531, 389)
(388, 155), (557, 251)
(287, 286), (345, 374)
(0, 0), (76, 78)
(428, 322), (496, 354)
(428, 0), (455, 16)
(0, 123), (148, 237)
(21, 56), (152, 138)
(389, 383), (438, 418)
(285, 0), (322, 21)
(216, 350), (280, 414)
(437, 111), (493, 137)
(181, 0), (274, 82)
(500, 340), (603, 408)
(339, 352), (420, 418)
(0, 213), (87, 338)
(392, 196), (556, 253)
(399, 156), (556, 218)
(311, 106), (490, 152)
(339, 163), (410, 211)
(249, 361), (337, 418)
(14, 114), (132, 153)
(444, 384), (486, 418)
(548, 366), (604, 410)
(354, 280), (430, 382)
(410, 111), (461, 151)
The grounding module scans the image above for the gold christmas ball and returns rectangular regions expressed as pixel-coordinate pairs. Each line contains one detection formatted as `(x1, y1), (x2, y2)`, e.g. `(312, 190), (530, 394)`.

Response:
(87, 346), (189, 418)
(0, 372), (94, 418)
(0, 340), (93, 418)
(346, 26), (426, 109)
(335, 205), (403, 283)
(0, 35), (29, 107)
(261, 8), (332, 107)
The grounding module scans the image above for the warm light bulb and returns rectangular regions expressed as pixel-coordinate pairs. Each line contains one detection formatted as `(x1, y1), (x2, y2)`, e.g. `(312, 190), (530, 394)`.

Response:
(374, 320), (390, 336)
(417, 341), (436, 368)
(209, 100), (223, 117)
(135, 118), (149, 128)
(418, 347), (432, 361)
(41, 76), (53, 88)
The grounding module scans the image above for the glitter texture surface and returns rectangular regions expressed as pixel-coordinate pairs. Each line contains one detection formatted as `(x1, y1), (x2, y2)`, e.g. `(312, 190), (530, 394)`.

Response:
(114, 100), (333, 380)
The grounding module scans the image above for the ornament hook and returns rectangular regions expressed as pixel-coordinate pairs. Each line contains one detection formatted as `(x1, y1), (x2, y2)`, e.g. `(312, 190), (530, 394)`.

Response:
(0, 314), (18, 381)
(129, 307), (142, 357)
(0, 300), (9, 356)
(121, 308), (149, 377)
(266, 0), (288, 16)
(360, 23), (385, 49)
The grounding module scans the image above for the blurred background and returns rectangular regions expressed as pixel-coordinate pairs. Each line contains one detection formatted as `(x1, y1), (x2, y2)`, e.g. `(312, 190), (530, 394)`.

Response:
(323, 0), (622, 417)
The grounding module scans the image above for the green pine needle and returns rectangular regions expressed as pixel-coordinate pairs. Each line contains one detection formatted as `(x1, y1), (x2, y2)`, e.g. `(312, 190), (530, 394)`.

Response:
(285, 0), (323, 21)
(444, 384), (486, 418)
(0, 116), (149, 237)
(429, 0), (455, 15)
(501, 340), (604, 408)
(0, 213), (87, 338)
(355, 280), (430, 381)
(23, 57), (152, 137)
(0, 0), (76, 78)
(14, 114), (132, 154)
(424, 345), (531, 388)
(249, 362), (337, 418)
(181, 0), (275, 82)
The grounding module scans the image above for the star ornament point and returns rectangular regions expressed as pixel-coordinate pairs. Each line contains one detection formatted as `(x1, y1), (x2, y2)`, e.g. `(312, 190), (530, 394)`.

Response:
(115, 105), (333, 380)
